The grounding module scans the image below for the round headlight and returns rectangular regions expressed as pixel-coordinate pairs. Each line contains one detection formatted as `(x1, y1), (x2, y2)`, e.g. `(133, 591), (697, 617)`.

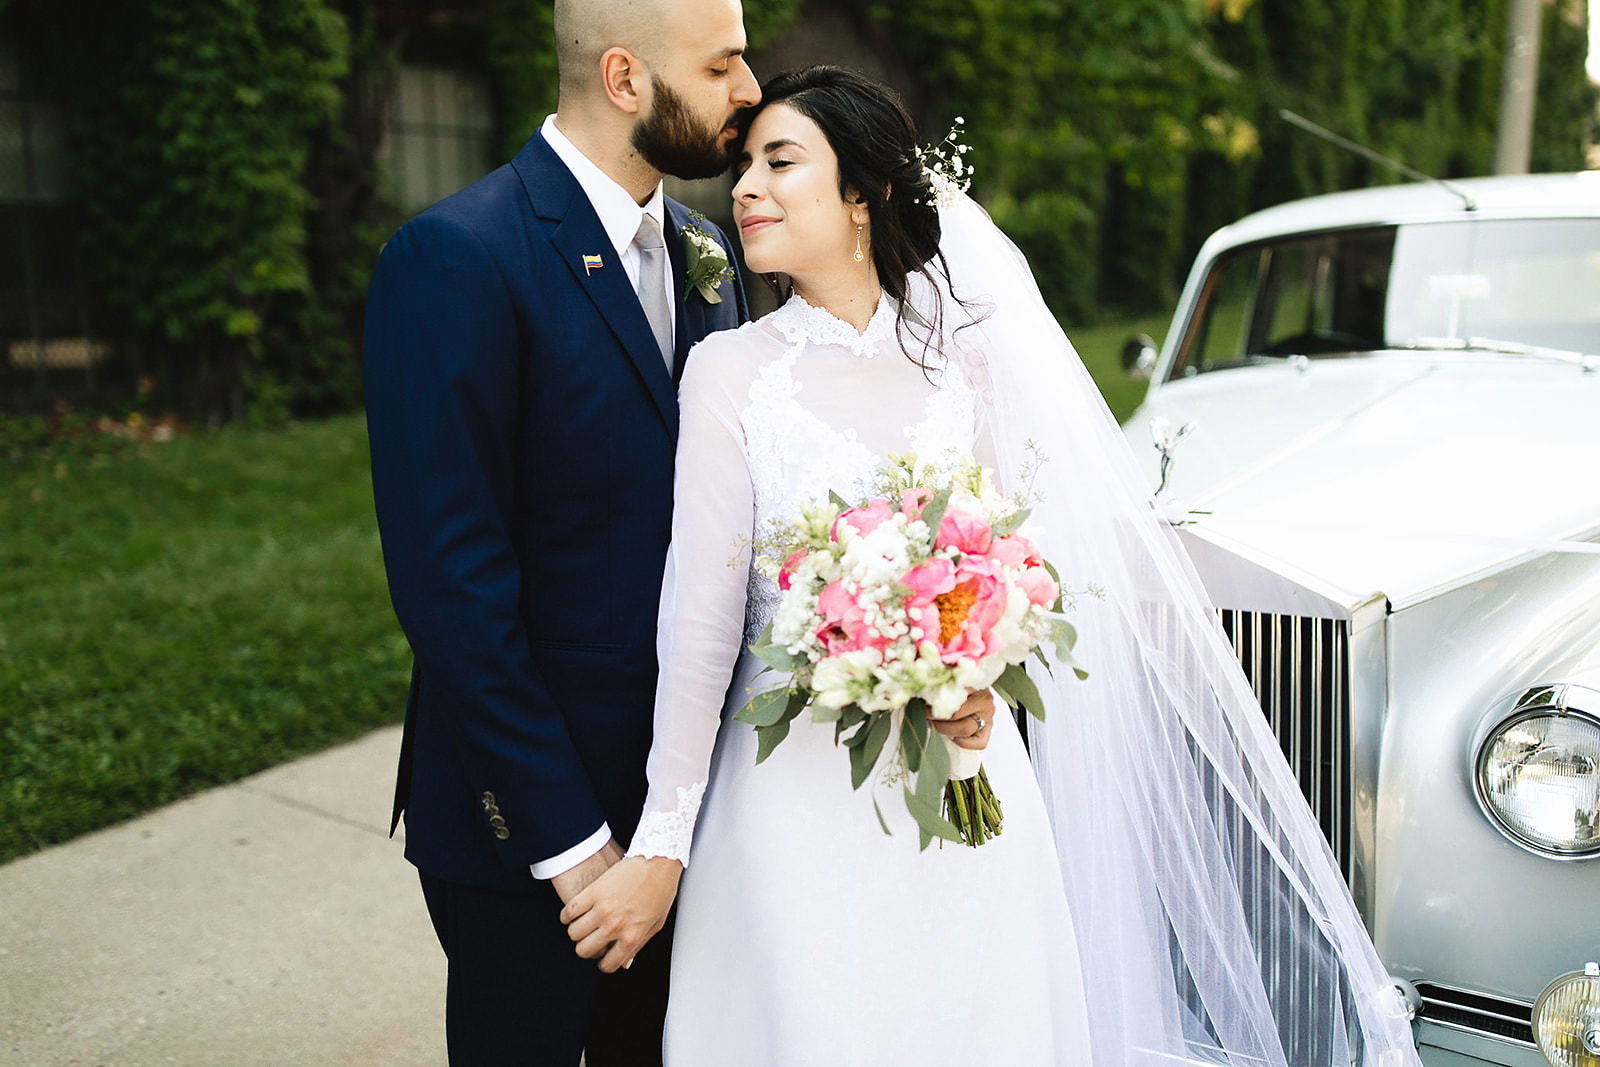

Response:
(1533, 964), (1600, 1067)
(1474, 696), (1600, 858)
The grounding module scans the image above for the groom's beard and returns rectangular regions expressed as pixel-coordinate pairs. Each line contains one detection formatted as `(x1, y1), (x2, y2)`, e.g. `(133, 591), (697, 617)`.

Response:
(631, 78), (733, 180)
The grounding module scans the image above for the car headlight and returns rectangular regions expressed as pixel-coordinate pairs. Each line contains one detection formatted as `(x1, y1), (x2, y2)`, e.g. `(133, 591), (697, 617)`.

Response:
(1533, 964), (1600, 1067)
(1473, 685), (1600, 858)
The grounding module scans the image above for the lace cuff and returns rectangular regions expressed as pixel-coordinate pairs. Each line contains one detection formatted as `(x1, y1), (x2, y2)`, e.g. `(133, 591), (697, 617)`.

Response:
(625, 781), (706, 866)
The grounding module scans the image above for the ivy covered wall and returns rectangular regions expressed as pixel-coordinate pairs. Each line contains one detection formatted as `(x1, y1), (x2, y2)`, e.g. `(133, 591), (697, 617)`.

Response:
(0, 0), (1593, 419)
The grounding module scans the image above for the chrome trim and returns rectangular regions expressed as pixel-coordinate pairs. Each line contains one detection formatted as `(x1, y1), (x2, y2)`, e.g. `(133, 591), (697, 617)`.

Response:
(1416, 981), (1536, 1048)
(1470, 683), (1600, 861)
(1218, 610), (1354, 878)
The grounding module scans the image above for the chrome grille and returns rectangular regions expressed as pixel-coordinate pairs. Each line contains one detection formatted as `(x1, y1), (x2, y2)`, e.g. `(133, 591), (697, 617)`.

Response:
(1219, 609), (1354, 877)
(1152, 605), (1363, 1064)
(1415, 983), (1535, 1046)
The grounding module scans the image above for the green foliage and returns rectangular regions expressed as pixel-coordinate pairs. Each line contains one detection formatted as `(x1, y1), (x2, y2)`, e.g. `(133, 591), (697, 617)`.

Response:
(858, 0), (1597, 326)
(14, 0), (350, 420)
(0, 415), (409, 864)
(483, 0), (560, 162)
(1533, 0), (1600, 172)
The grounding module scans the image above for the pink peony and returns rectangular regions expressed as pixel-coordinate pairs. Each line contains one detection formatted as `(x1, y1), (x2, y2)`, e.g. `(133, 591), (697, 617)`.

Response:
(935, 506), (993, 556)
(901, 558), (958, 645)
(777, 550), (808, 591)
(815, 580), (890, 655)
(831, 498), (895, 541)
(903, 556), (1008, 663)
(899, 487), (934, 521)
(987, 532), (1041, 569)
(1016, 565), (1059, 608)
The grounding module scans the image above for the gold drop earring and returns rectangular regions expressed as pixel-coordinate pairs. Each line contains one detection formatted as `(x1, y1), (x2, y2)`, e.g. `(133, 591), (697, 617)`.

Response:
(853, 224), (864, 263)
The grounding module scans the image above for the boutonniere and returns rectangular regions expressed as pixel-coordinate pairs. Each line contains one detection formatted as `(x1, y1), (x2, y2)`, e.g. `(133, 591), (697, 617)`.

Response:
(681, 211), (735, 305)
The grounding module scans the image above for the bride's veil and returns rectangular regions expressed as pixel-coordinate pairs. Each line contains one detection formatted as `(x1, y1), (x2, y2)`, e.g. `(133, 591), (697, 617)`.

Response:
(910, 192), (1421, 1067)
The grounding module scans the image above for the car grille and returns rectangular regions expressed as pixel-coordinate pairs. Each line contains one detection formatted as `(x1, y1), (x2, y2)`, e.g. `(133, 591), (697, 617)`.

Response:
(1415, 983), (1536, 1046)
(1155, 607), (1363, 1063)
(1218, 609), (1354, 878)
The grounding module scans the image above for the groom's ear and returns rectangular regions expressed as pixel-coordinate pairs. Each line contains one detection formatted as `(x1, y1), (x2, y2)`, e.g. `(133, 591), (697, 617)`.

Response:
(600, 47), (646, 115)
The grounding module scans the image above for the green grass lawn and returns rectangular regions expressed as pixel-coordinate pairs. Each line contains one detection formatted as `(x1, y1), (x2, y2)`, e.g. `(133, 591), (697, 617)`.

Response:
(1065, 311), (1170, 424)
(0, 312), (1167, 864)
(0, 414), (410, 864)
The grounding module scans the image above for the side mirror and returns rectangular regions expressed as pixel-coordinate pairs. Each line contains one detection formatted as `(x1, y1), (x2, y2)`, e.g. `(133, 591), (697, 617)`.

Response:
(1121, 334), (1158, 381)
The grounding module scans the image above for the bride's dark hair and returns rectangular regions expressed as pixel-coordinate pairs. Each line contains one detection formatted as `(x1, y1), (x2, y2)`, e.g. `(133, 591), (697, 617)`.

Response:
(731, 66), (963, 368)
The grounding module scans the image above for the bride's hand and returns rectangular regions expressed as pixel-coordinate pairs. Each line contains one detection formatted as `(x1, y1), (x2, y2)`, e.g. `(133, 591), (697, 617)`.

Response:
(930, 689), (996, 750)
(560, 855), (683, 973)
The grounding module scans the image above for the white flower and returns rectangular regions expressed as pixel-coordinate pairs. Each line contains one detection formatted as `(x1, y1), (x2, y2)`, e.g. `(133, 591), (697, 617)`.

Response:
(684, 228), (725, 261)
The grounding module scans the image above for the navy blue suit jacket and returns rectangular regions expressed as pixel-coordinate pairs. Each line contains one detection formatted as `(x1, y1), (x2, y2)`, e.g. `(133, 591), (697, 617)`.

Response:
(362, 133), (746, 893)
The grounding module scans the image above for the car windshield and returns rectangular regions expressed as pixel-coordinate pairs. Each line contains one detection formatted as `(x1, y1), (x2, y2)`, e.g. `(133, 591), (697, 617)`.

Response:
(1173, 217), (1600, 377)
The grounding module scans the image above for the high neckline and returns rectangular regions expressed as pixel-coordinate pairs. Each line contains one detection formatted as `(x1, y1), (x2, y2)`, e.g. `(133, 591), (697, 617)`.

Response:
(767, 291), (899, 358)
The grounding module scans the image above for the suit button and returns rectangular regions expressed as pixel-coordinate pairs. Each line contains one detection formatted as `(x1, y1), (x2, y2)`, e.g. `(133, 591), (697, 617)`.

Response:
(493, 826), (511, 840)
(480, 791), (496, 808)
(489, 814), (507, 828)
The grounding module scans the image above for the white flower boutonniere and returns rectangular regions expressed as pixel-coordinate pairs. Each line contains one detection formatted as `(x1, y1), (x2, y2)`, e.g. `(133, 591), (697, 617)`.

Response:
(681, 211), (735, 305)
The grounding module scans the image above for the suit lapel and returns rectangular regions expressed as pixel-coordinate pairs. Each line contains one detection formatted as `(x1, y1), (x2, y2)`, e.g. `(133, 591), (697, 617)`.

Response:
(512, 136), (679, 442)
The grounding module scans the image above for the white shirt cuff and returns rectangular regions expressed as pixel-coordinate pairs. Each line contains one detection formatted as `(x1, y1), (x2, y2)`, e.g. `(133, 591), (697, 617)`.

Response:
(528, 823), (611, 880)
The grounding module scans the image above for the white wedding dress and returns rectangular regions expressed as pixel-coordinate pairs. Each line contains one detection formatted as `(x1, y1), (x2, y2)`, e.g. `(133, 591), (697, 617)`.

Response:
(626, 292), (1092, 1065)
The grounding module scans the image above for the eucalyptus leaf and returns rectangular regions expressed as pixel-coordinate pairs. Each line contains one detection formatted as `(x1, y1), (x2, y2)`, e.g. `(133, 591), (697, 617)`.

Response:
(754, 717), (792, 764)
(996, 662), (1047, 721)
(752, 638), (805, 672)
(842, 723), (866, 749)
(872, 793), (893, 836)
(990, 507), (1032, 538)
(1041, 558), (1065, 613)
(919, 488), (952, 546)
(733, 686), (791, 727)
(899, 718), (923, 774)
(860, 712), (892, 775)
(848, 737), (873, 789)
(919, 731), (951, 806)
(810, 700), (843, 723)
(903, 786), (961, 846)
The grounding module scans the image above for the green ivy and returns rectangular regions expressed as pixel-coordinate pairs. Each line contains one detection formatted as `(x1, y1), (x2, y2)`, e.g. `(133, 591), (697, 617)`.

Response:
(13, 0), (349, 420)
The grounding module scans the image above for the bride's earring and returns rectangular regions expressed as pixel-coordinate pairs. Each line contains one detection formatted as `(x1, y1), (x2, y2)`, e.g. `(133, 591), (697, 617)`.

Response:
(853, 224), (864, 263)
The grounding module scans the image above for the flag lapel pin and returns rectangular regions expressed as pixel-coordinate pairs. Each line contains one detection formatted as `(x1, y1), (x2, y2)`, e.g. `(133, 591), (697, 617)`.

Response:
(582, 253), (604, 276)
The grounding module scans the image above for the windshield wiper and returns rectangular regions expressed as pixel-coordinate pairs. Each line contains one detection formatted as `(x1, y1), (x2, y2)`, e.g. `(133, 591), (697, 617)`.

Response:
(1389, 336), (1600, 367)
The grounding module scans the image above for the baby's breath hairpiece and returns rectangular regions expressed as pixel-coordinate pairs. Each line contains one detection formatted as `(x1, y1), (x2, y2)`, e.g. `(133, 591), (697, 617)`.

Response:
(913, 116), (973, 208)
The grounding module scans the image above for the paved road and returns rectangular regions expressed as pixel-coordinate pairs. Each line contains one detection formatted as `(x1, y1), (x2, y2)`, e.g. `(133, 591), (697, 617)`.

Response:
(0, 726), (448, 1066)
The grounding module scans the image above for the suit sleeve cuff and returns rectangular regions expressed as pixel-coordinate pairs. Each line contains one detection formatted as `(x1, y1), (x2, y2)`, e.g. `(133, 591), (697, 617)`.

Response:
(528, 823), (611, 880)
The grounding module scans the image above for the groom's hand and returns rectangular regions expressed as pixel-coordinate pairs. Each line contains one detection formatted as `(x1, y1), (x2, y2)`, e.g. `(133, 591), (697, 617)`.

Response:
(550, 838), (624, 906)
(931, 689), (996, 751)
(561, 856), (683, 974)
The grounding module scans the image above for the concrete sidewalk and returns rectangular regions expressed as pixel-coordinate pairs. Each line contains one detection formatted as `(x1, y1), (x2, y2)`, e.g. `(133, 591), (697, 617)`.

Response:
(0, 726), (447, 1066)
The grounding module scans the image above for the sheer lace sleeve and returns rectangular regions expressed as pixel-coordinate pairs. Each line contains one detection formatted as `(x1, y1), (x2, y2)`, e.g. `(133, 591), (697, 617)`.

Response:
(627, 333), (757, 866)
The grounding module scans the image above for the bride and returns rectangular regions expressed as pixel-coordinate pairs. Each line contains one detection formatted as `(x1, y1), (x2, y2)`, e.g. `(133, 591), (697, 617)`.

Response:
(562, 66), (1421, 1067)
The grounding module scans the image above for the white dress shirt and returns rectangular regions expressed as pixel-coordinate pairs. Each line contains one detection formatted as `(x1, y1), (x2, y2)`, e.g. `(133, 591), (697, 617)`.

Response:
(527, 117), (673, 881)
(540, 115), (676, 341)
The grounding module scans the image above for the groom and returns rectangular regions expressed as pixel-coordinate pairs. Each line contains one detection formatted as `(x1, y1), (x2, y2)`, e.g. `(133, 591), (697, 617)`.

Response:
(361, 0), (757, 1062)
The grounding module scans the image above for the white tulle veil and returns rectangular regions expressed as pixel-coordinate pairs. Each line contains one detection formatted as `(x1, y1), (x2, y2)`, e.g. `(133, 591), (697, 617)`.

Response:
(907, 191), (1422, 1067)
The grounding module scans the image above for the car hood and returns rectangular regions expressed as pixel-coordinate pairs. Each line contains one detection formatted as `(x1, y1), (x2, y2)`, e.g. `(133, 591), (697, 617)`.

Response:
(1124, 355), (1600, 610)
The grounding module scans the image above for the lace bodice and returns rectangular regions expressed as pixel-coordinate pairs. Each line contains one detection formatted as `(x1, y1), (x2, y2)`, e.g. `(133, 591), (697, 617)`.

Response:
(626, 294), (979, 864)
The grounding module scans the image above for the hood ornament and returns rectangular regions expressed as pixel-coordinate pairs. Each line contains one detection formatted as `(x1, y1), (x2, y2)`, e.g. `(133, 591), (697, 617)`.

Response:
(1150, 416), (1194, 497)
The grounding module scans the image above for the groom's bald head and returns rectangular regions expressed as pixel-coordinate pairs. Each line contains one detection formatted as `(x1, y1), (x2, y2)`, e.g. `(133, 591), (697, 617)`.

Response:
(554, 0), (673, 95)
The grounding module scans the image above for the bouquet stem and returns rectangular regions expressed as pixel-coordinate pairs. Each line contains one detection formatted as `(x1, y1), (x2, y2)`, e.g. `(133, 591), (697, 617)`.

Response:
(943, 767), (1003, 847)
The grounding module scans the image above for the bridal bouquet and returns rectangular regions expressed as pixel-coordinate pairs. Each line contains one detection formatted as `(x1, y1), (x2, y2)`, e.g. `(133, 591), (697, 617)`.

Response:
(734, 453), (1086, 849)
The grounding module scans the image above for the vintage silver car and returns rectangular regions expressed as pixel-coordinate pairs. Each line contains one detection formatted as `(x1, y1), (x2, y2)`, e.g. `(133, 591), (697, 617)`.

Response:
(1120, 173), (1600, 1067)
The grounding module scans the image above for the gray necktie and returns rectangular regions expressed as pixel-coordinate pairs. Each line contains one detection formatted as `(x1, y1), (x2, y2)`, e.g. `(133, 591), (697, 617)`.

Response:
(632, 214), (674, 370)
